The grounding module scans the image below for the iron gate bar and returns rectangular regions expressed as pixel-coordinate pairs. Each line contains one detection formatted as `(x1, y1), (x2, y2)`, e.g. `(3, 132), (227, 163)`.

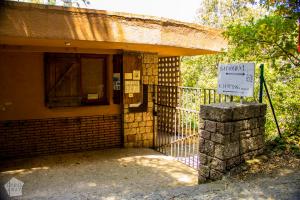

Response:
(154, 84), (234, 170)
(154, 57), (234, 170)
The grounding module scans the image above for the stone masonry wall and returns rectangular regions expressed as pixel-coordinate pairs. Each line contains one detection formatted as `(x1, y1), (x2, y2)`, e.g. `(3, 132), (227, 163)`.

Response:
(198, 102), (267, 183)
(123, 53), (158, 147)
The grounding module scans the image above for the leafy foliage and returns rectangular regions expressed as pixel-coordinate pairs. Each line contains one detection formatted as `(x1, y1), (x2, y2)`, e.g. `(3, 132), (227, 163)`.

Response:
(224, 15), (299, 66)
(182, 0), (300, 153)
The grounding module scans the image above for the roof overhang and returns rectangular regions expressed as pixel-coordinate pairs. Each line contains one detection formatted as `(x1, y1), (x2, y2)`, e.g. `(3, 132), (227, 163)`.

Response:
(0, 2), (227, 56)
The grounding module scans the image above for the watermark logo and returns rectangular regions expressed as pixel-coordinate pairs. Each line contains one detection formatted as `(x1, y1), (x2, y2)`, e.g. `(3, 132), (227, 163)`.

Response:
(4, 177), (24, 197)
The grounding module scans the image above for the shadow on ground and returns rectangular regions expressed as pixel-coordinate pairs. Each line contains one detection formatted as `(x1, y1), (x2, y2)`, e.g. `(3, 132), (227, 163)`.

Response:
(0, 148), (198, 200)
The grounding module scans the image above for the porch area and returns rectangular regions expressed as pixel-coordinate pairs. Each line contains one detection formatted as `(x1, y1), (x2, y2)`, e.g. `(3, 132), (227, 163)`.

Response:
(0, 148), (197, 199)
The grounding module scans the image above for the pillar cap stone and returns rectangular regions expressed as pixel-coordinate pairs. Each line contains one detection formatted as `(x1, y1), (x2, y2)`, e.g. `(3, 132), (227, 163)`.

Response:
(200, 102), (266, 122)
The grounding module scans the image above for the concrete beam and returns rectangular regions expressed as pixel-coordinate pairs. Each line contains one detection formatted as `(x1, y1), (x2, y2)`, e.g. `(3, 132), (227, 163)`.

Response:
(0, 2), (227, 56)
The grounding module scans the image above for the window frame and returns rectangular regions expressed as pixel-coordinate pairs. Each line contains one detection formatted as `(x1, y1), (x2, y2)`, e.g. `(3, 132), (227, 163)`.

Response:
(44, 53), (109, 108)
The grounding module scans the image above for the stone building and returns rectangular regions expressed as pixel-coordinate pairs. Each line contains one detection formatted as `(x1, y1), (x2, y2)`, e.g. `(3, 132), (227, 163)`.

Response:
(0, 1), (226, 158)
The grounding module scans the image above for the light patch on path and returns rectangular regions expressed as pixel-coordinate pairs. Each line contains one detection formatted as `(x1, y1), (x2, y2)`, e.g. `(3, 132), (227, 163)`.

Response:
(0, 148), (197, 199)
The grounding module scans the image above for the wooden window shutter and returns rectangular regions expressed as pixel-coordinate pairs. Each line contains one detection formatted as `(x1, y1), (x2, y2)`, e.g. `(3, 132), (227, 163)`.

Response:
(45, 53), (81, 107)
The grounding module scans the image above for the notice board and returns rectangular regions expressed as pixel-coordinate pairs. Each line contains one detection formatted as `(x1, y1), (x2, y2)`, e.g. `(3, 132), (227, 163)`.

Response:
(217, 63), (255, 97)
(123, 53), (143, 104)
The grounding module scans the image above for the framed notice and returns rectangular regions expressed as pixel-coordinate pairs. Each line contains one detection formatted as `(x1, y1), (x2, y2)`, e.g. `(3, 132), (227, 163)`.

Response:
(123, 53), (143, 104)
(133, 70), (140, 80)
(125, 73), (132, 80)
(217, 63), (255, 97)
(125, 81), (140, 94)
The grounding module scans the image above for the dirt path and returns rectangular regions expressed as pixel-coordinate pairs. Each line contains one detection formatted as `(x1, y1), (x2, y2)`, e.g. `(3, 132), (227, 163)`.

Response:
(0, 149), (299, 199)
(144, 168), (300, 200)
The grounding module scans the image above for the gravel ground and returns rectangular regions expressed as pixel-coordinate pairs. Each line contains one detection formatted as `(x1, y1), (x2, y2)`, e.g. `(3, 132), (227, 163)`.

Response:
(0, 148), (299, 200)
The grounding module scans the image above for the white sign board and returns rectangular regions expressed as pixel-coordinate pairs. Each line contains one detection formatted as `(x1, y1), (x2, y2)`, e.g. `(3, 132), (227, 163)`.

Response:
(217, 63), (255, 97)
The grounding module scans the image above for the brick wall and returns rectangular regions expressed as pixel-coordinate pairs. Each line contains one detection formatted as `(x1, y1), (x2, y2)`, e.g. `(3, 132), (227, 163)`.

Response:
(198, 102), (266, 183)
(123, 53), (158, 148)
(0, 115), (121, 159)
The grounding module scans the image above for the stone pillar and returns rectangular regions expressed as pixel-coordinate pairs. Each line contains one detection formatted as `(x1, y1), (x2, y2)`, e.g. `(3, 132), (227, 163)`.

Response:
(198, 102), (267, 183)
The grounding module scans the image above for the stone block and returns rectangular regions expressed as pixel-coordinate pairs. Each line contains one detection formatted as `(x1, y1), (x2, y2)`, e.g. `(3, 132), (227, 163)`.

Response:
(233, 105), (254, 120)
(226, 156), (241, 169)
(146, 121), (153, 127)
(136, 134), (142, 141)
(143, 140), (152, 147)
(240, 130), (252, 139)
(124, 128), (130, 135)
(205, 120), (217, 132)
(257, 148), (264, 155)
(241, 151), (255, 160)
(199, 122), (205, 129)
(127, 134), (136, 143)
(214, 144), (225, 160)
(198, 175), (207, 184)
(135, 113), (143, 122)
(204, 140), (215, 156)
(128, 128), (137, 135)
(145, 127), (153, 133)
(148, 102), (154, 108)
(230, 131), (240, 142)
(199, 138), (205, 153)
(260, 104), (267, 116)
(129, 122), (139, 128)
(252, 105), (261, 117)
(135, 141), (143, 148)
(199, 153), (208, 165)
(200, 130), (211, 140)
(125, 142), (134, 148)
(258, 117), (266, 127)
(199, 165), (210, 178)
(143, 112), (153, 121)
(143, 76), (148, 84)
(147, 133), (153, 141)
(216, 122), (233, 134)
(200, 104), (233, 122)
(147, 67), (152, 76)
(210, 169), (223, 181)
(259, 127), (265, 135)
(224, 142), (239, 159)
(234, 119), (251, 132)
(257, 135), (264, 149)
(139, 122), (146, 127)
(241, 137), (258, 153)
(124, 114), (134, 123)
(153, 68), (158, 76)
(211, 158), (226, 172)
(211, 133), (228, 144)
(139, 127), (146, 134)
(141, 133), (148, 140)
(143, 67), (147, 75)
(149, 76), (155, 84)
(249, 118), (258, 128)
(252, 128), (260, 136)
(155, 76), (158, 85)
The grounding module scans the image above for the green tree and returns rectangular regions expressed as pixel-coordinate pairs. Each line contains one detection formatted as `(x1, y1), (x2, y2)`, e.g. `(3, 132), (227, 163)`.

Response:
(182, 0), (300, 148)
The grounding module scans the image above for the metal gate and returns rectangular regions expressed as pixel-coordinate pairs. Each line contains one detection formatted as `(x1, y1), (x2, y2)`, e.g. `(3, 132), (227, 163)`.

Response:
(153, 57), (232, 170)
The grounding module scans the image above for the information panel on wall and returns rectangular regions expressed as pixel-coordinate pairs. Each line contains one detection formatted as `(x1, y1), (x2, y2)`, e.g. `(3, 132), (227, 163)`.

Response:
(123, 53), (143, 104)
(217, 63), (255, 97)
